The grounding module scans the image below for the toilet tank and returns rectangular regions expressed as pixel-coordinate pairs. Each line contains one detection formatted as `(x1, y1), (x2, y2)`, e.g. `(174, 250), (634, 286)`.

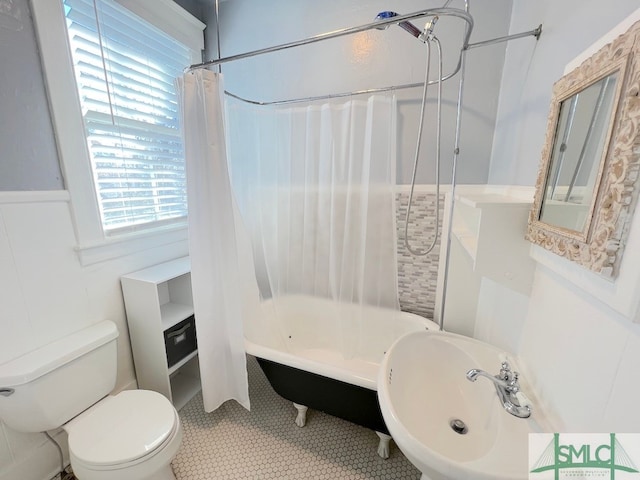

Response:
(0, 321), (119, 433)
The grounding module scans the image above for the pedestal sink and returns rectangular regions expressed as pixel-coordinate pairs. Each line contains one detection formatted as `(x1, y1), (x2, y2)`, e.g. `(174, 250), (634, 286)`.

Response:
(378, 330), (546, 480)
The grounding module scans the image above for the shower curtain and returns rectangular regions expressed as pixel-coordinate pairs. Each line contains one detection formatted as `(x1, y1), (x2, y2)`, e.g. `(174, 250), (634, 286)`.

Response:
(179, 69), (400, 410)
(177, 70), (258, 411)
(226, 94), (400, 319)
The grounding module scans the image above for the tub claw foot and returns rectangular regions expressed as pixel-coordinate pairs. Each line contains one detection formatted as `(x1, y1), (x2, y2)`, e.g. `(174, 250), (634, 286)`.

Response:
(376, 432), (392, 459)
(293, 403), (308, 427)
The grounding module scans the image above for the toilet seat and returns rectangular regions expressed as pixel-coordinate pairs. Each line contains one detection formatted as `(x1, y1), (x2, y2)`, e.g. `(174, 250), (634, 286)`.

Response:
(65, 390), (179, 469)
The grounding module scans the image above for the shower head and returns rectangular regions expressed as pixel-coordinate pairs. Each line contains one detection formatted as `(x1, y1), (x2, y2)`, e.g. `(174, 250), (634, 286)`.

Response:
(374, 11), (423, 39)
(398, 20), (423, 39)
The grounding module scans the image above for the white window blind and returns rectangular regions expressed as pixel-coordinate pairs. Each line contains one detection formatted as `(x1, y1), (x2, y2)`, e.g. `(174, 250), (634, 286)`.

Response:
(63, 0), (191, 233)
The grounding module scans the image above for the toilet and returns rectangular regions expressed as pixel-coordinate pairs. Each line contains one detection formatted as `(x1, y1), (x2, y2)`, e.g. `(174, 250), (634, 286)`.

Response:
(0, 321), (182, 480)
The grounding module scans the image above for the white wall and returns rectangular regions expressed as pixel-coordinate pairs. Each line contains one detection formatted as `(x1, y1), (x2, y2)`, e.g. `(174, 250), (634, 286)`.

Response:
(210, 0), (514, 185)
(480, 1), (640, 432)
(519, 266), (640, 432)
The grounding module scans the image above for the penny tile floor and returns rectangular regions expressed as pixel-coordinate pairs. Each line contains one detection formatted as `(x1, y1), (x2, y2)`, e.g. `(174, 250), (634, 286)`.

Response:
(172, 356), (420, 479)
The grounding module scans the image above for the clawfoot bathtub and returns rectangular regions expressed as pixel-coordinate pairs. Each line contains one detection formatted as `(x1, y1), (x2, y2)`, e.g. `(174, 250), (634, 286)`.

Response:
(244, 295), (437, 458)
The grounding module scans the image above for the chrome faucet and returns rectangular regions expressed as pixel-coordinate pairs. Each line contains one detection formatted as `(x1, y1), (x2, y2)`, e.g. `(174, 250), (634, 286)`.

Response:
(466, 361), (532, 418)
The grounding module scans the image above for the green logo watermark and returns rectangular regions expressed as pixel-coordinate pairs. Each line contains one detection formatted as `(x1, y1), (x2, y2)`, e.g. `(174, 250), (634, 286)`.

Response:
(529, 433), (640, 479)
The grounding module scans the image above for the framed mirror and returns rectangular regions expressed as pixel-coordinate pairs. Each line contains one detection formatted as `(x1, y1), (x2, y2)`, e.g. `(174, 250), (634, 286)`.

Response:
(527, 20), (640, 278)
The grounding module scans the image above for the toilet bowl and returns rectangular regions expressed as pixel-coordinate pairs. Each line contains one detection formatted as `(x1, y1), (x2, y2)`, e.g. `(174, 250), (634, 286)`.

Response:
(0, 321), (184, 480)
(64, 390), (182, 480)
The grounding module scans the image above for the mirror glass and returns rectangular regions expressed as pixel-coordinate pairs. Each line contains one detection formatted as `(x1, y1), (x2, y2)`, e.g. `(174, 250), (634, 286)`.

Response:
(538, 72), (619, 232)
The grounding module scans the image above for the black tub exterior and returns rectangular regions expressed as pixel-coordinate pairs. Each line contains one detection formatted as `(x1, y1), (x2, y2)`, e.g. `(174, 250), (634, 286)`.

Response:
(255, 356), (389, 434)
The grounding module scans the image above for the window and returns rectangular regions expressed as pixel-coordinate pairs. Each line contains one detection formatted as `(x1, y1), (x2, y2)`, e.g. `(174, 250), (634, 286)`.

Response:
(63, 0), (196, 233)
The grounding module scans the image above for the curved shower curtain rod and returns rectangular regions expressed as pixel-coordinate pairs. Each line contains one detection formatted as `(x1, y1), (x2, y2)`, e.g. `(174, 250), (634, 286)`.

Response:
(186, 8), (472, 105)
(185, 7), (541, 107)
(187, 8), (473, 72)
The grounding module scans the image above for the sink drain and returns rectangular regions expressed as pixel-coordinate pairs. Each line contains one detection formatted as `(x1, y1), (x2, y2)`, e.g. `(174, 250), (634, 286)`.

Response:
(450, 419), (468, 435)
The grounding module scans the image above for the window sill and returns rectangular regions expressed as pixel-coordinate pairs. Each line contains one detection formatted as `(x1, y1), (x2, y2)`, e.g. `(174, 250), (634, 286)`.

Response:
(75, 223), (189, 266)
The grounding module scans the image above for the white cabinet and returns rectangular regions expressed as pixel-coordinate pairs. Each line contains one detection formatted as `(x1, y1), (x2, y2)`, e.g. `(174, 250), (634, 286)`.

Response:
(121, 257), (200, 410)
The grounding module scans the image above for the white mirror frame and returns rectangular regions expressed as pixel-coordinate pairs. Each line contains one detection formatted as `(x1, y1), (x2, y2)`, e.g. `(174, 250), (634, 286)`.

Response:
(527, 20), (640, 278)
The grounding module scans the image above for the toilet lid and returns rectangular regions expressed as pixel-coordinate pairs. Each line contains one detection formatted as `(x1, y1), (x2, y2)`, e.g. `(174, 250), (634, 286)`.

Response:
(67, 390), (177, 467)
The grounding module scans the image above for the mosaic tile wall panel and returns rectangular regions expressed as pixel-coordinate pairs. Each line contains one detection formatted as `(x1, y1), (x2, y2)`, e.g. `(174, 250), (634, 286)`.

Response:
(396, 191), (445, 320)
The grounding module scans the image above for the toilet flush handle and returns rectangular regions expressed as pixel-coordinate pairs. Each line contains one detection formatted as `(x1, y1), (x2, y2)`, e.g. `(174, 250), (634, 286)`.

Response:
(0, 388), (14, 397)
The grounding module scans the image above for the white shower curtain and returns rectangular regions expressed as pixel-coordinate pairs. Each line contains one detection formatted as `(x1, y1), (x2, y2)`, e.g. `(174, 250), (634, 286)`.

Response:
(178, 69), (400, 409)
(226, 95), (400, 317)
(177, 70), (258, 411)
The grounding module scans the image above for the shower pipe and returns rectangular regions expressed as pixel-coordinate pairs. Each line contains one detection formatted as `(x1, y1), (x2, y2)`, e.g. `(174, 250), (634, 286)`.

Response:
(437, 43), (467, 332)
